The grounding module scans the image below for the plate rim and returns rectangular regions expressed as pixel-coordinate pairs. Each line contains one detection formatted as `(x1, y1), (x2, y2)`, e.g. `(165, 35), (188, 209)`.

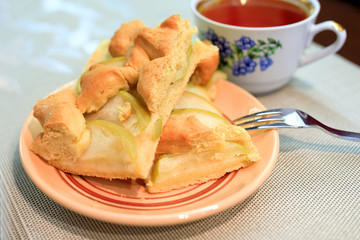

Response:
(19, 79), (279, 226)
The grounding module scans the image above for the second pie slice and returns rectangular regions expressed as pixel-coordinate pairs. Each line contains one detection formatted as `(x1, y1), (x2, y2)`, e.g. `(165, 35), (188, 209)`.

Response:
(30, 15), (221, 180)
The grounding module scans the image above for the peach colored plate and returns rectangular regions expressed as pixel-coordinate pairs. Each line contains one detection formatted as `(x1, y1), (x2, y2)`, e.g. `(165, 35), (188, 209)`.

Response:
(19, 79), (279, 226)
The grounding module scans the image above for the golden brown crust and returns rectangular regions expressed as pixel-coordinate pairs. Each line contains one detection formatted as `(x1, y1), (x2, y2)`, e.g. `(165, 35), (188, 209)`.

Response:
(78, 15), (189, 114)
(44, 159), (142, 180)
(137, 55), (172, 112)
(159, 14), (181, 30)
(136, 15), (198, 115)
(189, 40), (219, 86)
(30, 89), (90, 162)
(109, 20), (145, 57)
(75, 64), (132, 113)
(139, 37), (220, 114)
(124, 44), (151, 71)
(134, 15), (182, 60)
(190, 40), (219, 86)
(156, 115), (224, 155)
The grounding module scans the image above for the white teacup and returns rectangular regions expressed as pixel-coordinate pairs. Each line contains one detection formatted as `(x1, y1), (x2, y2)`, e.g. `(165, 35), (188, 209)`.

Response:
(191, 0), (347, 94)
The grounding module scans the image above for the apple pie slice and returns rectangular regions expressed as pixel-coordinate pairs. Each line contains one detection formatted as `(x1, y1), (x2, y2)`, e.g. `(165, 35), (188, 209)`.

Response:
(146, 83), (260, 193)
(30, 15), (260, 192)
(30, 15), (220, 180)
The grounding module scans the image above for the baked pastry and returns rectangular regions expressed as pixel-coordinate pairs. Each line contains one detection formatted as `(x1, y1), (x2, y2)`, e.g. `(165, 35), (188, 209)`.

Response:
(30, 89), (90, 163)
(30, 14), (260, 192)
(31, 15), (221, 180)
(147, 84), (260, 193)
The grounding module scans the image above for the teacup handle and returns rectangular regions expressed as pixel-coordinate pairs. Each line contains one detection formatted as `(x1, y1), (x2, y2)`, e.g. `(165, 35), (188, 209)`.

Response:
(299, 21), (347, 67)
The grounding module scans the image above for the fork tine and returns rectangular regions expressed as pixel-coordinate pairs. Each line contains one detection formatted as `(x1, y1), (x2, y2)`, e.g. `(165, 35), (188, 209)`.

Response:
(236, 116), (284, 127)
(243, 122), (288, 131)
(232, 109), (282, 124)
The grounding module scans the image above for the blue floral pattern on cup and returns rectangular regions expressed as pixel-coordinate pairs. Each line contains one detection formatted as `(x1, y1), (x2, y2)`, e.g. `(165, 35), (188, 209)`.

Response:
(201, 29), (282, 76)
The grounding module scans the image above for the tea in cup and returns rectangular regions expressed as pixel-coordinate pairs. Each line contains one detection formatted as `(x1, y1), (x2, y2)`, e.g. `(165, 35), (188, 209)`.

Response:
(191, 0), (347, 94)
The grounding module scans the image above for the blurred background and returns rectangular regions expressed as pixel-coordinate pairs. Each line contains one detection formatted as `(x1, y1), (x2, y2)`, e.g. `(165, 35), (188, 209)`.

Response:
(0, 0), (358, 98)
(315, 0), (360, 65)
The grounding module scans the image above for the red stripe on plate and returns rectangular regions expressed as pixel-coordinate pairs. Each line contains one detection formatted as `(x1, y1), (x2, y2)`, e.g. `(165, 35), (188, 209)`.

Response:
(81, 177), (202, 200)
(60, 170), (235, 210)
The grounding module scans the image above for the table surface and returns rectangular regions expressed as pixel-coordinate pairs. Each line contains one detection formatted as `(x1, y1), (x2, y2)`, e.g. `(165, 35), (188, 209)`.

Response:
(1, 1), (360, 239)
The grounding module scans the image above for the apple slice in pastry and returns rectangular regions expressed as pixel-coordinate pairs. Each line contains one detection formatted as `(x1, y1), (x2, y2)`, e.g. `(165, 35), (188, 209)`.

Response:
(146, 84), (260, 193)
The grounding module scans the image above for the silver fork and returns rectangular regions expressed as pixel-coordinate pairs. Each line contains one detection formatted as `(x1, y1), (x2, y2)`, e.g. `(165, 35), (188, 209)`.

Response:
(233, 108), (360, 142)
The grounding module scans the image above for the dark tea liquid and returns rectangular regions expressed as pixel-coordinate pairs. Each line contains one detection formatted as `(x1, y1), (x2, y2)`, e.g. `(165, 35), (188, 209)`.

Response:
(198, 0), (309, 27)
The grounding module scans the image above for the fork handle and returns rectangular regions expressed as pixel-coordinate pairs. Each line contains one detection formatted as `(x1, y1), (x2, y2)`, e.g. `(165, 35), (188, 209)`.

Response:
(313, 123), (360, 142)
